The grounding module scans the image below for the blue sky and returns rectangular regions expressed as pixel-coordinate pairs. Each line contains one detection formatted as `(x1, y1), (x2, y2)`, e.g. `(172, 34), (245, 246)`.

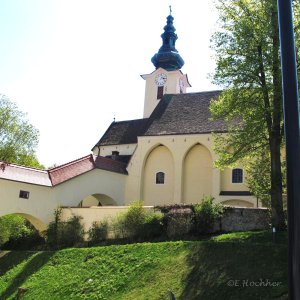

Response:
(0, 1), (218, 167)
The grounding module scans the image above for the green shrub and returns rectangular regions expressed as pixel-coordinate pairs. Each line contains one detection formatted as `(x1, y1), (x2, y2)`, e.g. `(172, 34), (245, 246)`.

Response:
(192, 196), (223, 234)
(165, 209), (193, 239)
(124, 201), (147, 238)
(88, 220), (108, 244)
(63, 215), (85, 247)
(143, 212), (164, 239)
(111, 201), (164, 241)
(0, 214), (44, 250)
(46, 208), (85, 249)
(111, 212), (128, 239)
(46, 207), (63, 248)
(111, 201), (146, 240)
(1, 230), (45, 250)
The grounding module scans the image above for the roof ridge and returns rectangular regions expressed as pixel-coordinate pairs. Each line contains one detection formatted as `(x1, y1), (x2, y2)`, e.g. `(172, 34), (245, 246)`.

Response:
(48, 154), (93, 172)
(112, 118), (148, 124)
(184, 90), (222, 95)
(0, 161), (47, 173)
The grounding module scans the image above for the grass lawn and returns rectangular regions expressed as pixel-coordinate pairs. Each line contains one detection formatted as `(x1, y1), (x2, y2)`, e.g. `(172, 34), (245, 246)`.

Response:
(0, 230), (287, 300)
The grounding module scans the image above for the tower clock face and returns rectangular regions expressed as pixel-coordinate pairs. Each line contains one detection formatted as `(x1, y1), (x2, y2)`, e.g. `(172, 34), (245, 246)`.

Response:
(155, 73), (167, 86)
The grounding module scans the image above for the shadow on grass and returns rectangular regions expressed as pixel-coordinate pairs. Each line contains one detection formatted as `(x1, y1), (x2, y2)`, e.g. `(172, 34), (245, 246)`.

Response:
(179, 240), (288, 300)
(0, 251), (35, 277)
(0, 251), (54, 299)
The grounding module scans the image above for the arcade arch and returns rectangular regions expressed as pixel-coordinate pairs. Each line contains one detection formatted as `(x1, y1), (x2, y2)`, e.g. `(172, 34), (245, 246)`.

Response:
(1, 213), (47, 232)
(142, 145), (175, 205)
(79, 193), (117, 207)
(182, 144), (213, 204)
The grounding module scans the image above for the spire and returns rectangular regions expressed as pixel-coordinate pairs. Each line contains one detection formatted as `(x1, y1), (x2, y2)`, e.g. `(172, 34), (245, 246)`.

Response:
(151, 9), (184, 71)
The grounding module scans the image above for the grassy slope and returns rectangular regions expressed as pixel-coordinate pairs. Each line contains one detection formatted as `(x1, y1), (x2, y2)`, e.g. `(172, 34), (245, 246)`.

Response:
(0, 231), (287, 300)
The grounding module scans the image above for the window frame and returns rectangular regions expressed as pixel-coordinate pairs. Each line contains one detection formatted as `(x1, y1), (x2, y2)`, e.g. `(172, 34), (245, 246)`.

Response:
(19, 190), (30, 199)
(232, 168), (243, 184)
(155, 171), (165, 184)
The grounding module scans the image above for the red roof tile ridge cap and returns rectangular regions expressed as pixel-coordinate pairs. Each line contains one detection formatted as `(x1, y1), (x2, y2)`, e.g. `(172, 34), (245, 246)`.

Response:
(48, 154), (94, 172)
(0, 161), (47, 173)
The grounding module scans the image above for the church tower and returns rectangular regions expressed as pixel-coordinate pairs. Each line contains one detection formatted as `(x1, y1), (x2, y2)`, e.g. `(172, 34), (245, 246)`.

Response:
(141, 9), (191, 118)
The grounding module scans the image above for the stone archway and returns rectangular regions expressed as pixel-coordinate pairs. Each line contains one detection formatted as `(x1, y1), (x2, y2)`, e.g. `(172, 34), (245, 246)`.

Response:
(182, 144), (213, 204)
(79, 193), (117, 207)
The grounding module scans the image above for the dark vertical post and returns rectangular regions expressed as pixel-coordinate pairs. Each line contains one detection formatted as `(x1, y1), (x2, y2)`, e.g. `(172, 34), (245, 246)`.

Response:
(277, 0), (300, 299)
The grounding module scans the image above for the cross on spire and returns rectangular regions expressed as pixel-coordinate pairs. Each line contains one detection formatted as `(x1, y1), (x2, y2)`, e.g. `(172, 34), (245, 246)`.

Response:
(169, 5), (172, 15)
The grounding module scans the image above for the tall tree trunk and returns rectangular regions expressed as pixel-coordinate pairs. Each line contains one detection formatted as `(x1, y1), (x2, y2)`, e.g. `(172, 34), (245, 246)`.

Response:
(270, 1), (285, 229)
(269, 135), (285, 229)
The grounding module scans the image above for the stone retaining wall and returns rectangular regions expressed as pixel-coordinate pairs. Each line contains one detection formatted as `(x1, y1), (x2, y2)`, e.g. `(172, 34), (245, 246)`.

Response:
(215, 207), (270, 232)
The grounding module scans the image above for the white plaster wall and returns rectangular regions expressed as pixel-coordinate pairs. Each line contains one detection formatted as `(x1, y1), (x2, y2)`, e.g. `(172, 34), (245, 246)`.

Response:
(53, 169), (126, 207)
(93, 144), (137, 157)
(221, 167), (250, 192)
(183, 144), (213, 203)
(125, 134), (255, 207)
(142, 68), (188, 118)
(61, 206), (154, 233)
(0, 179), (54, 230)
(0, 168), (127, 230)
(142, 145), (175, 205)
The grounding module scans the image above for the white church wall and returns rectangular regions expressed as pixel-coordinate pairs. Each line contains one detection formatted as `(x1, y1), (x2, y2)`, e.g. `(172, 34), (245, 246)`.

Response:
(183, 144), (213, 203)
(94, 144), (137, 157)
(125, 134), (218, 204)
(53, 168), (126, 207)
(0, 179), (55, 230)
(142, 145), (175, 206)
(0, 168), (127, 230)
(221, 167), (249, 192)
(125, 133), (256, 207)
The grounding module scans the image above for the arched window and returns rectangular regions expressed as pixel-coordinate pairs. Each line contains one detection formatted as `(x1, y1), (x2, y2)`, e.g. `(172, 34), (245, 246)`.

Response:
(232, 168), (243, 183)
(156, 172), (165, 184)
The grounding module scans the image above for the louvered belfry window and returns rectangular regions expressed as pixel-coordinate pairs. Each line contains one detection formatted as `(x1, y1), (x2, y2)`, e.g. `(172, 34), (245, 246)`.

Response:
(157, 86), (164, 99)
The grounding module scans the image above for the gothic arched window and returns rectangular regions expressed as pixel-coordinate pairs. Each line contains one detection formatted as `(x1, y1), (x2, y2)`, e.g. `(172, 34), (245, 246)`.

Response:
(156, 172), (165, 184)
(232, 168), (243, 183)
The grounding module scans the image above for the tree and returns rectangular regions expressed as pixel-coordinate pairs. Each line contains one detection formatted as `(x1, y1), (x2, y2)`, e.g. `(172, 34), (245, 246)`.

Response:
(210, 0), (299, 229)
(0, 94), (43, 168)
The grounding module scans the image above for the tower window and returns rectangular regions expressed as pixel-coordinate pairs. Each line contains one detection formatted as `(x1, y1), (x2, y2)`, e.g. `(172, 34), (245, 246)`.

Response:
(156, 172), (165, 184)
(157, 86), (164, 99)
(232, 168), (243, 183)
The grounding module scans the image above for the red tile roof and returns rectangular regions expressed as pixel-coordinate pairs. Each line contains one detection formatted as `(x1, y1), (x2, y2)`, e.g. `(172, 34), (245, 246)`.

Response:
(0, 154), (127, 187)
(0, 162), (51, 186)
(48, 155), (95, 186)
(94, 155), (128, 175)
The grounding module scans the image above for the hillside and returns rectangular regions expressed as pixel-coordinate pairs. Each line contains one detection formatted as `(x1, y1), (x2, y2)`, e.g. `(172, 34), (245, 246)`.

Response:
(0, 231), (287, 300)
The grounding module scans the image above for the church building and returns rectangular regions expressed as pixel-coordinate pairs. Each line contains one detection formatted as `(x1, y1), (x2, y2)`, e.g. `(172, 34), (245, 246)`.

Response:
(91, 13), (256, 208)
(0, 12), (258, 230)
